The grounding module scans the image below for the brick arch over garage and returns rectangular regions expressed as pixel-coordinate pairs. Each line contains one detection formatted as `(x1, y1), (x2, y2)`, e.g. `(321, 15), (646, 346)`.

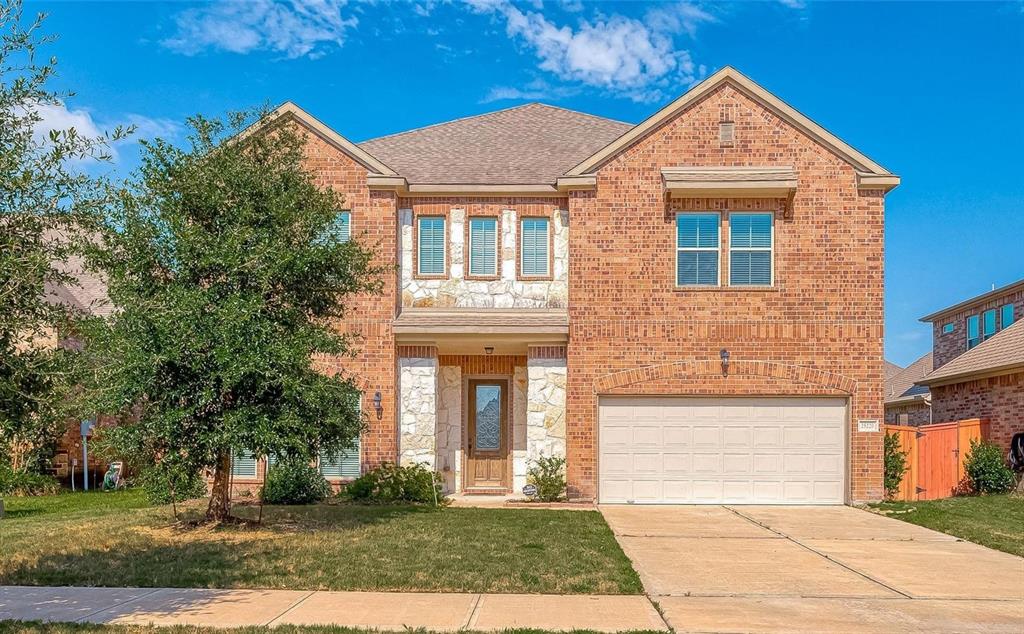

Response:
(593, 360), (857, 395)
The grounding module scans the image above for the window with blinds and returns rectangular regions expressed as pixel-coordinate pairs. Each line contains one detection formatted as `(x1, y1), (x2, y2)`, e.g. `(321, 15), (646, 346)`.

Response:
(520, 217), (550, 276)
(676, 213), (720, 286)
(729, 213), (773, 286)
(231, 450), (257, 478)
(468, 217), (498, 276)
(319, 439), (361, 479)
(333, 211), (351, 243)
(417, 217), (446, 275)
(983, 308), (997, 341)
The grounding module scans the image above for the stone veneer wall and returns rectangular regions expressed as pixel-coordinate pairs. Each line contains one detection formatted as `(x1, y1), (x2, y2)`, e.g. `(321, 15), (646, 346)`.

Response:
(428, 355), (559, 494)
(527, 347), (567, 467)
(436, 365), (462, 493)
(398, 347), (438, 468)
(399, 202), (568, 308)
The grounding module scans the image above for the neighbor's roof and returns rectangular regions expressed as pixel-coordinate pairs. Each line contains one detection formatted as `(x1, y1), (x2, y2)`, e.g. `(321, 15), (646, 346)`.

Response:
(884, 360), (903, 383)
(358, 103), (632, 185)
(885, 352), (932, 405)
(919, 278), (1024, 323)
(918, 321), (1024, 386)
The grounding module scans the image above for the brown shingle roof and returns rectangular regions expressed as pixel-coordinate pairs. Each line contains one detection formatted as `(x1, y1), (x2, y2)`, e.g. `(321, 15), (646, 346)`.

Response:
(919, 321), (1024, 386)
(359, 103), (633, 185)
(885, 353), (932, 404)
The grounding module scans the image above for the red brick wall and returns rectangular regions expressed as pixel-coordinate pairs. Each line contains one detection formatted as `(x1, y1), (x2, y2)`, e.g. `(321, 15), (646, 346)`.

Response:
(930, 373), (1024, 450)
(884, 401), (932, 426)
(566, 82), (887, 502)
(930, 287), (1023, 369)
(301, 126), (399, 470)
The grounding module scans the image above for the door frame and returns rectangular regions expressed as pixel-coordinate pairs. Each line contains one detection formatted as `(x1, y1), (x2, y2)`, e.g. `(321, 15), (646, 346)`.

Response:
(462, 374), (512, 492)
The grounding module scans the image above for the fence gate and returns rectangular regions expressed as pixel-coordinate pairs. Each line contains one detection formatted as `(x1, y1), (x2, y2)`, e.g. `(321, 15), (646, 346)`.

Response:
(884, 418), (989, 501)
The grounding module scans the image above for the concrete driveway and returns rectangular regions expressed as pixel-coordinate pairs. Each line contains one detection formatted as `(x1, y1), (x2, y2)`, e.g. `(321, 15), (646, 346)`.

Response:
(601, 505), (1024, 634)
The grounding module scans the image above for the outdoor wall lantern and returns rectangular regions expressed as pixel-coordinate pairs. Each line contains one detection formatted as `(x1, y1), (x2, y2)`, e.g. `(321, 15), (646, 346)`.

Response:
(373, 391), (383, 420)
(720, 348), (730, 376)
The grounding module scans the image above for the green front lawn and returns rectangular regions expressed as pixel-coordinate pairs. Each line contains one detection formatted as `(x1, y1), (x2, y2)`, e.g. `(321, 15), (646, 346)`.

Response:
(0, 491), (641, 594)
(871, 494), (1024, 556)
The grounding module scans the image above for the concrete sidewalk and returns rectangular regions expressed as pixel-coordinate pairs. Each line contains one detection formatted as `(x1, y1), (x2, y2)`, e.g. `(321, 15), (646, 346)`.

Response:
(0, 586), (668, 632)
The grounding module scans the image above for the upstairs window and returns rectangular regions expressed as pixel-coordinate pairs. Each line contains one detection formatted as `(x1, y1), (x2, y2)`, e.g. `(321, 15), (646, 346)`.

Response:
(417, 216), (446, 276)
(983, 308), (997, 341)
(676, 213), (720, 286)
(468, 217), (498, 276)
(942, 323), (955, 334)
(729, 213), (773, 286)
(520, 217), (550, 277)
(1001, 303), (1015, 328)
(967, 314), (981, 349)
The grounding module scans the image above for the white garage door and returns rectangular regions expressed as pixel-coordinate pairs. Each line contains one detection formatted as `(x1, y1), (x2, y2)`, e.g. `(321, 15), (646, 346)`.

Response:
(599, 397), (847, 504)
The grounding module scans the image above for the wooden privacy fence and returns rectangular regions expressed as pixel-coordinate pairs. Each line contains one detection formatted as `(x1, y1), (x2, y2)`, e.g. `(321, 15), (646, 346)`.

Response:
(885, 418), (990, 501)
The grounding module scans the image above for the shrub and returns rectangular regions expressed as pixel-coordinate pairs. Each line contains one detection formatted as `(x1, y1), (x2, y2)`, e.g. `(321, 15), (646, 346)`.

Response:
(0, 465), (60, 496)
(527, 455), (567, 502)
(883, 432), (908, 500)
(261, 459), (331, 505)
(345, 462), (446, 506)
(139, 464), (207, 505)
(963, 439), (1015, 494)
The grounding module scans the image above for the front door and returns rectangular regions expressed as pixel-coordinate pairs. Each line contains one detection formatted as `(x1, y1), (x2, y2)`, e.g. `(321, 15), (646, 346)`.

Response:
(466, 379), (509, 490)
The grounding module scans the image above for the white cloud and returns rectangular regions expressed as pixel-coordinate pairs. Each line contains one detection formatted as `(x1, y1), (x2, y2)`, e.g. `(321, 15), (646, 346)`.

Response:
(30, 102), (181, 163)
(776, 0), (807, 8)
(162, 0), (358, 59)
(468, 1), (714, 102)
(481, 78), (578, 103)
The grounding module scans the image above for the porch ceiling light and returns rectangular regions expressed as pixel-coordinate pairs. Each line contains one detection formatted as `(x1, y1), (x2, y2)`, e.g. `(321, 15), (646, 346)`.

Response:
(373, 391), (383, 420)
(484, 346), (494, 355)
(720, 349), (730, 376)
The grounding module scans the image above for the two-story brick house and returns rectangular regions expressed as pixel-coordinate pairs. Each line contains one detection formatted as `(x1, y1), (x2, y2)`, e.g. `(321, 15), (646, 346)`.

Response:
(232, 67), (900, 504)
(917, 279), (1023, 450)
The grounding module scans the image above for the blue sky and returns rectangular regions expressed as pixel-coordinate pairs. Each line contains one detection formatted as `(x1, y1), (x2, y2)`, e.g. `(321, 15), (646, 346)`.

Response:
(32, 1), (1024, 366)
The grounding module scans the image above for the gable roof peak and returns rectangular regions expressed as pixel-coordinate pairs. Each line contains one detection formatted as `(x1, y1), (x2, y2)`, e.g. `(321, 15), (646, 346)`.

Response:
(566, 66), (898, 182)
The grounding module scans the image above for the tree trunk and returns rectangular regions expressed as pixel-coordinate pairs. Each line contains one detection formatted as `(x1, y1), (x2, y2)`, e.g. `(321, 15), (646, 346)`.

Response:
(206, 451), (232, 522)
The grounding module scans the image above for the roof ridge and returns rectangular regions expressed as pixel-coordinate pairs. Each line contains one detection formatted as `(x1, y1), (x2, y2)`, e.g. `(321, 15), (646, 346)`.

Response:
(358, 102), (632, 146)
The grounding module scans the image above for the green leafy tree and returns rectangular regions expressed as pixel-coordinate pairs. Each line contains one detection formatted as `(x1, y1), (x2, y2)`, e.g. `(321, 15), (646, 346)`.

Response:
(883, 432), (908, 500)
(0, 1), (127, 473)
(79, 109), (383, 521)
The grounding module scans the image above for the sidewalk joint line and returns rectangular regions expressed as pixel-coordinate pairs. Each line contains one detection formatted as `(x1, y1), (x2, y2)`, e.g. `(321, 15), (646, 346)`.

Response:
(74, 587), (164, 623)
(723, 506), (914, 600)
(463, 593), (484, 630)
(264, 590), (316, 627)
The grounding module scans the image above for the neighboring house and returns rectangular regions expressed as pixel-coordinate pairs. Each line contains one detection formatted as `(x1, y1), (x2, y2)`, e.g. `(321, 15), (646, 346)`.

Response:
(884, 353), (932, 426)
(917, 280), (1023, 450)
(42, 243), (114, 482)
(233, 66), (900, 504)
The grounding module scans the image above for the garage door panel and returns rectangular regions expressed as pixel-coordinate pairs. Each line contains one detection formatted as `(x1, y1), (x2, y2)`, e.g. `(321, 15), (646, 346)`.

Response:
(663, 453), (691, 473)
(599, 397), (846, 504)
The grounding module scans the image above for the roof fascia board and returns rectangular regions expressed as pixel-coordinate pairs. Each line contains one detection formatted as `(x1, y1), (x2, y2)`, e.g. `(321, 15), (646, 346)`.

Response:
(259, 102), (398, 176)
(919, 279), (1024, 322)
(566, 67), (898, 182)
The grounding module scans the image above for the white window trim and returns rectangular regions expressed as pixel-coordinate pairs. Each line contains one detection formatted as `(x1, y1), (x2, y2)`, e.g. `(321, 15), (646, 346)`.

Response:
(674, 211), (721, 287)
(468, 216), (499, 277)
(520, 217), (550, 277)
(417, 216), (447, 276)
(728, 211), (775, 288)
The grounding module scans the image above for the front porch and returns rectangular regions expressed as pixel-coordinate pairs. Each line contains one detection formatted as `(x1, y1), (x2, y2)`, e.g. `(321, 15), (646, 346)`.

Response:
(393, 309), (568, 495)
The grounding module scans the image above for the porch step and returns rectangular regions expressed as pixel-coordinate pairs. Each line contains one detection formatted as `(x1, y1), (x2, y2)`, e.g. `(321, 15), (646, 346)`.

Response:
(462, 487), (511, 496)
